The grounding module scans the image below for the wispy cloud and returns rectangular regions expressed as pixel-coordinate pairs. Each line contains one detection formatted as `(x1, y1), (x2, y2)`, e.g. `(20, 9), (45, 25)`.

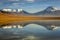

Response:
(25, 0), (35, 2)
(11, 2), (25, 6)
(12, 3), (20, 5)
(8, 0), (20, 2)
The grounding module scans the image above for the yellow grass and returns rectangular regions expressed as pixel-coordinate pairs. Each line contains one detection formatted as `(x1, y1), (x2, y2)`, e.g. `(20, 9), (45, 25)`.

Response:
(0, 13), (60, 24)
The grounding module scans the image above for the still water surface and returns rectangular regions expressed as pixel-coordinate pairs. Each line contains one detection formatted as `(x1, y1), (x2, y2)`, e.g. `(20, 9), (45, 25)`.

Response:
(0, 24), (60, 40)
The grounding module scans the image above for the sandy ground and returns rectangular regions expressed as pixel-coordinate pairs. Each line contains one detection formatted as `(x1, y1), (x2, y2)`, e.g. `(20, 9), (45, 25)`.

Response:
(0, 13), (60, 24)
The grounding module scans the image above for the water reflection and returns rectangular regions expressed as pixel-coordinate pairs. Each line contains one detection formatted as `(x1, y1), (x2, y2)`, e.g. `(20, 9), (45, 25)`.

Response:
(0, 24), (60, 40)
(2, 25), (23, 29)
(21, 35), (39, 40)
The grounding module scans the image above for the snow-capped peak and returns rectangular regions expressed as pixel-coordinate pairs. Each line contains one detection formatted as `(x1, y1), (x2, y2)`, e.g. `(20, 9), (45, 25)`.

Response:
(18, 9), (23, 12)
(45, 6), (58, 12)
(2, 9), (24, 12)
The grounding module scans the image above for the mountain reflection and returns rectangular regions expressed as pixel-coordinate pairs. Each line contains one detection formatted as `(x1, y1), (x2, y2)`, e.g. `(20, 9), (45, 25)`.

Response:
(0, 24), (60, 40)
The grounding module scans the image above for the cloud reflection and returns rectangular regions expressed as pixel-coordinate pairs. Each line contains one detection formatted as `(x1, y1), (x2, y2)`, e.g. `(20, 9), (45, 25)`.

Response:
(21, 35), (38, 40)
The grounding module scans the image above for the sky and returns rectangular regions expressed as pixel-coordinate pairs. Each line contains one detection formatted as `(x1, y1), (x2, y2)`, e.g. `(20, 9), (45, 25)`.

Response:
(0, 0), (60, 13)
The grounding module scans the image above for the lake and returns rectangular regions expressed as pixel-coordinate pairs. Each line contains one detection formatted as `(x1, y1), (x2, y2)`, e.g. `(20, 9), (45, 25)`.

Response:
(0, 24), (60, 40)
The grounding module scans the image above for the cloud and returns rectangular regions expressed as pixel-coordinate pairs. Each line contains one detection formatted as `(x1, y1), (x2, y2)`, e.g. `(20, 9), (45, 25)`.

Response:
(6, 2), (25, 8)
(25, 0), (35, 2)
(8, 0), (20, 1)
(7, 0), (35, 2)
(11, 2), (25, 6)
(12, 3), (20, 5)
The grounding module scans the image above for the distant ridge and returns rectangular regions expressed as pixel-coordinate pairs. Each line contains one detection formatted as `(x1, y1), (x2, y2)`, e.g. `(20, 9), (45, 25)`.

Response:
(0, 6), (60, 16)
(34, 6), (60, 16)
(0, 9), (30, 15)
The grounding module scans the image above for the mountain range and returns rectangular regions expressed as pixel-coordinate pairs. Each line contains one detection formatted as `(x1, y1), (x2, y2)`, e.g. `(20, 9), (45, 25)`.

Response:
(0, 6), (60, 16)
(34, 6), (60, 16)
